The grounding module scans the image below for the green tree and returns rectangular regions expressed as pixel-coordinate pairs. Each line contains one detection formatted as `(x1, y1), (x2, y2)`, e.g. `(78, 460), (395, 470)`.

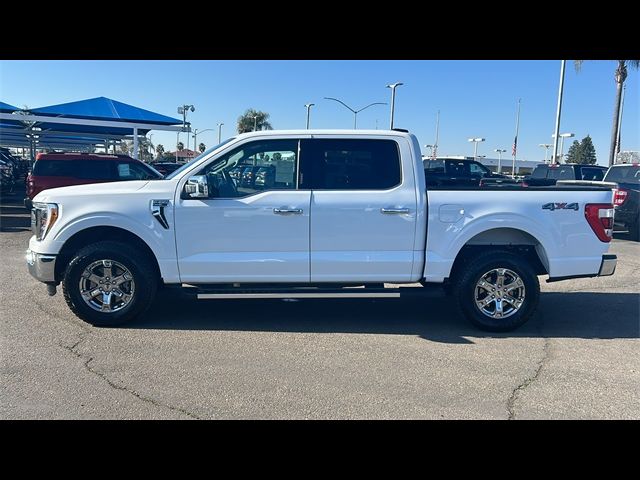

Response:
(565, 140), (581, 163)
(199, 142), (206, 153)
(237, 108), (273, 134)
(155, 144), (165, 160)
(575, 60), (639, 166)
(119, 140), (131, 154)
(580, 135), (597, 165)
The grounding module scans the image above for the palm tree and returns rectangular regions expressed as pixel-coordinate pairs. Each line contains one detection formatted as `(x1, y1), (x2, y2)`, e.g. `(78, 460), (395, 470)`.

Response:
(237, 108), (273, 134)
(155, 144), (165, 160)
(575, 60), (639, 166)
(199, 142), (206, 153)
(177, 142), (184, 151)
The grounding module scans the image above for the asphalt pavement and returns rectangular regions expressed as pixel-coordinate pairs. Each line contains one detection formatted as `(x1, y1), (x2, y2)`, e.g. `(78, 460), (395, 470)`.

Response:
(1, 189), (638, 419)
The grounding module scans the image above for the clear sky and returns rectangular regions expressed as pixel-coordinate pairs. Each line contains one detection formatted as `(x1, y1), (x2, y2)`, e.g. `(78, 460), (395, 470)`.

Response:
(1, 60), (637, 165)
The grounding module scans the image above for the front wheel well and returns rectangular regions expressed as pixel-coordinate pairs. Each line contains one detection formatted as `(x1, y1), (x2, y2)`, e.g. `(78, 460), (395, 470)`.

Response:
(55, 226), (162, 283)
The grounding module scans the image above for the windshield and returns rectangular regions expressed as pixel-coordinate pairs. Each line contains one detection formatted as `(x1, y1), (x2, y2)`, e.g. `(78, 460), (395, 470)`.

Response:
(164, 137), (237, 180)
(604, 165), (640, 184)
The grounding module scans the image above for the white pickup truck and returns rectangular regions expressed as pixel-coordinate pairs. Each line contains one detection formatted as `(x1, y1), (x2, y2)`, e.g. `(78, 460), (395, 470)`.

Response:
(26, 130), (617, 331)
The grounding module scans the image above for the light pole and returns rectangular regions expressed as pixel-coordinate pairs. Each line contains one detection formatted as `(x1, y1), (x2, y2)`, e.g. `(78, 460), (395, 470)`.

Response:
(494, 148), (506, 173)
(178, 104), (195, 152)
(539, 144), (552, 163)
(217, 123), (224, 143)
(551, 60), (566, 167)
(386, 82), (404, 129)
(552, 132), (574, 163)
(468, 137), (485, 161)
(253, 115), (259, 131)
(324, 97), (387, 129)
(304, 103), (315, 129)
(192, 128), (214, 155)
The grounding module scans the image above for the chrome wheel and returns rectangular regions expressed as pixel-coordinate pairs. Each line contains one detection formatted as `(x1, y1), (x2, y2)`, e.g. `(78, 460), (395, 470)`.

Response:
(474, 268), (525, 320)
(78, 259), (135, 313)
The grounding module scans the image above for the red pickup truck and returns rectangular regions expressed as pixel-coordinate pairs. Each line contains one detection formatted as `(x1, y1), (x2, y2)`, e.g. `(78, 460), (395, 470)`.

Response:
(25, 153), (162, 209)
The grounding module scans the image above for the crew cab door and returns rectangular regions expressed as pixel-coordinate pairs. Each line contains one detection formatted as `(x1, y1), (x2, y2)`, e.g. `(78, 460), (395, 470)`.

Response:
(174, 138), (310, 283)
(302, 137), (418, 283)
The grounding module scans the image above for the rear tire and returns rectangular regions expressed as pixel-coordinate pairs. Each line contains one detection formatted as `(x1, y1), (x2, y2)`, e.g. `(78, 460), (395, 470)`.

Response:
(453, 250), (539, 332)
(62, 241), (158, 327)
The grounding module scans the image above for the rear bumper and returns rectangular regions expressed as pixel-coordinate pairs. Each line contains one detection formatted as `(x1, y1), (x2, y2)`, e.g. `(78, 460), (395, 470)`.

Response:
(26, 249), (57, 283)
(598, 254), (617, 276)
(546, 254), (616, 282)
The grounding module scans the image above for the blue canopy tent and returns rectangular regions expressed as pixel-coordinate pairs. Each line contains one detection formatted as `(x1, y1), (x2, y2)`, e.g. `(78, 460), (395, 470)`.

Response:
(0, 97), (185, 159)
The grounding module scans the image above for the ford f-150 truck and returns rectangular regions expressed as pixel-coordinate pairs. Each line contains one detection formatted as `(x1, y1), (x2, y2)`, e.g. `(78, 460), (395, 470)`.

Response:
(26, 130), (617, 331)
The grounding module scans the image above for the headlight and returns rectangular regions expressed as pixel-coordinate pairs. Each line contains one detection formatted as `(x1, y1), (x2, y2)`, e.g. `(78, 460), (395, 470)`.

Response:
(31, 203), (59, 241)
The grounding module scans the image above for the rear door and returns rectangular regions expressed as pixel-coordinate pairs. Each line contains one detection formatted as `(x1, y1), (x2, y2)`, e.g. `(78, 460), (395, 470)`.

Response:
(303, 137), (417, 283)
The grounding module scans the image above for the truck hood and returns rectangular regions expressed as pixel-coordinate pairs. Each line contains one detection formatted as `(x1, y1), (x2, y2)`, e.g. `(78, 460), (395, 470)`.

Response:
(33, 180), (153, 203)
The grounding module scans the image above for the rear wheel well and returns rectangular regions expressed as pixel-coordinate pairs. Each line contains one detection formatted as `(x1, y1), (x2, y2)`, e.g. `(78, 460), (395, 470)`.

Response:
(55, 226), (162, 284)
(445, 229), (548, 286)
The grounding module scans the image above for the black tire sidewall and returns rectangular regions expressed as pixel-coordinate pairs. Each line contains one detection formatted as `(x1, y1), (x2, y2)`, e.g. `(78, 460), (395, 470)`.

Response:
(456, 252), (540, 332)
(63, 241), (157, 327)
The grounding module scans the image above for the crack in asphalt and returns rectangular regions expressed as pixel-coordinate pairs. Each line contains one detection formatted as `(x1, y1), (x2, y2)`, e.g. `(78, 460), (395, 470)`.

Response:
(60, 334), (201, 420)
(507, 335), (550, 420)
(30, 286), (202, 419)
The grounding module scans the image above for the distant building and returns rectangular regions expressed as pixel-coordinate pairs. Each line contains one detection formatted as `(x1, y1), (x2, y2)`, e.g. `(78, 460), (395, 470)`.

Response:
(422, 155), (542, 175)
(166, 149), (199, 161)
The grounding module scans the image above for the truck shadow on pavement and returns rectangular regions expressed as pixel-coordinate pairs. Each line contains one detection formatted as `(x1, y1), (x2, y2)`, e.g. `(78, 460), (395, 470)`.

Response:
(132, 291), (640, 344)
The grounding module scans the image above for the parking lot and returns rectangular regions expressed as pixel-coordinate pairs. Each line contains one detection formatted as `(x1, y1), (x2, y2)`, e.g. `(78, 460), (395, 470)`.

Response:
(1, 188), (638, 419)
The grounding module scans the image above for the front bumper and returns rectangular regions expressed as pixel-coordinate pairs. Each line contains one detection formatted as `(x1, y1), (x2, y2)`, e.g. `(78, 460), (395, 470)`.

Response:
(26, 249), (57, 283)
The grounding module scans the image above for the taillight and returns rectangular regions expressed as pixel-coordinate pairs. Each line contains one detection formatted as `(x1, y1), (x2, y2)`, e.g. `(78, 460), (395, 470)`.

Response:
(26, 179), (35, 197)
(585, 203), (614, 242)
(613, 188), (628, 206)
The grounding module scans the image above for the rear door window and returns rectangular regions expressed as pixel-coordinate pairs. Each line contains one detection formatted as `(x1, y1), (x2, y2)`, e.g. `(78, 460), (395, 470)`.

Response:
(75, 160), (113, 180)
(302, 139), (401, 190)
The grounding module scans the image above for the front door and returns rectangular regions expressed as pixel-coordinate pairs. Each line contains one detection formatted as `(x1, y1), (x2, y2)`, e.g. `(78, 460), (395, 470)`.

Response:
(303, 138), (417, 283)
(175, 139), (310, 283)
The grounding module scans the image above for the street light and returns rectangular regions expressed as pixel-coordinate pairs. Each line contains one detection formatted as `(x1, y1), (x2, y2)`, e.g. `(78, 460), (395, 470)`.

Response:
(192, 128), (214, 155)
(494, 148), (507, 173)
(253, 115), (259, 131)
(386, 82), (404, 129)
(177, 104), (195, 153)
(217, 123), (224, 143)
(552, 132), (575, 163)
(324, 97), (387, 129)
(539, 144), (552, 163)
(468, 137), (485, 161)
(304, 103), (315, 129)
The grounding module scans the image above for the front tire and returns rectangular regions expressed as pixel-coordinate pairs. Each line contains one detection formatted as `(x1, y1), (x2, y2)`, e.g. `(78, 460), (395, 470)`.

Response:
(453, 250), (540, 332)
(62, 241), (158, 327)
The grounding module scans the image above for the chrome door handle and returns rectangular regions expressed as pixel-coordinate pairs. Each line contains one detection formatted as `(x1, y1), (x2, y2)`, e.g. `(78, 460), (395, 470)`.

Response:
(381, 207), (410, 214)
(274, 208), (303, 215)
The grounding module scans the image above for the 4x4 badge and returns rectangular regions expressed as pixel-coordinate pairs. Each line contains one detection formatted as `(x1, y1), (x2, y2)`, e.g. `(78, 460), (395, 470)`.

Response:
(542, 202), (579, 211)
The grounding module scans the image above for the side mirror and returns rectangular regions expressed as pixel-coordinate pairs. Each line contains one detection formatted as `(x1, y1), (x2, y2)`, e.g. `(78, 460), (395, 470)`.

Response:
(183, 175), (209, 199)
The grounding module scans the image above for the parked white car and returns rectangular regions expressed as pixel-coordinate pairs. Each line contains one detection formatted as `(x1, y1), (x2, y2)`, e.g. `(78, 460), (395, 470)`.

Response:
(27, 130), (617, 331)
